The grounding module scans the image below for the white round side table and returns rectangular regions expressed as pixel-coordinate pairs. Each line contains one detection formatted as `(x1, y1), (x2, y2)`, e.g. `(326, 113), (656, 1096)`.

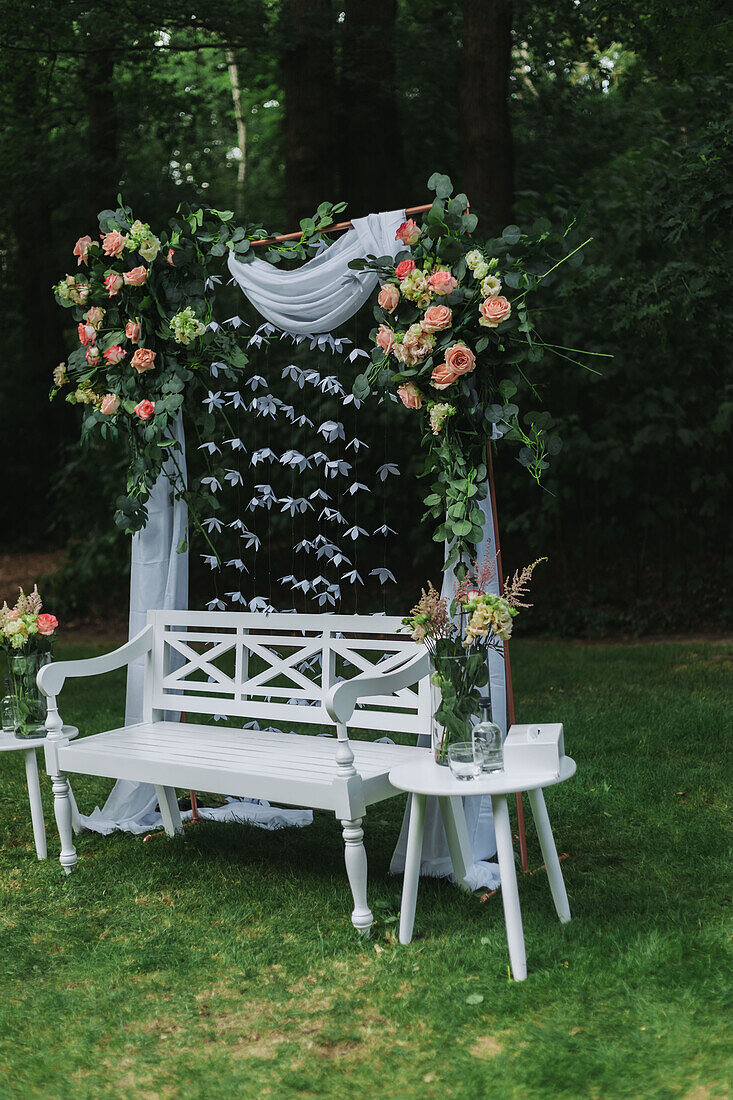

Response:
(0, 726), (78, 860)
(388, 752), (576, 981)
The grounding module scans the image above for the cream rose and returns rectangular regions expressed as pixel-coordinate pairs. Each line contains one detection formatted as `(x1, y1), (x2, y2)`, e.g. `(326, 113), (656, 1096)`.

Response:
(85, 306), (105, 328)
(481, 275), (502, 298)
(138, 236), (160, 262)
(421, 304), (452, 333)
(478, 295), (512, 328)
(377, 283), (400, 313)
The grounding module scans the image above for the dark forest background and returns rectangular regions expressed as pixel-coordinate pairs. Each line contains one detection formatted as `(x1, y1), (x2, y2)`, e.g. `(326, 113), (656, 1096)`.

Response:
(0, 0), (730, 636)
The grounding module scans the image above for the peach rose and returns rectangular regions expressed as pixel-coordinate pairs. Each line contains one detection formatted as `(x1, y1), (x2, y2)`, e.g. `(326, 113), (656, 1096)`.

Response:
(394, 259), (415, 279)
(377, 283), (400, 313)
(104, 272), (123, 297)
(77, 322), (96, 346)
(167, 248), (175, 265)
(444, 343), (476, 376)
(428, 269), (458, 296)
(125, 320), (141, 344)
(36, 613), (58, 636)
(85, 345), (102, 366)
(101, 230), (127, 257)
(123, 265), (148, 287)
(375, 324), (394, 355)
(130, 347), (156, 374)
(421, 304), (452, 333)
(430, 363), (458, 390)
(134, 399), (156, 420)
(85, 306), (105, 328)
(397, 382), (422, 410)
(73, 235), (92, 265)
(479, 295), (512, 328)
(103, 344), (126, 365)
(399, 324), (434, 364)
(395, 219), (420, 246)
(100, 393), (121, 415)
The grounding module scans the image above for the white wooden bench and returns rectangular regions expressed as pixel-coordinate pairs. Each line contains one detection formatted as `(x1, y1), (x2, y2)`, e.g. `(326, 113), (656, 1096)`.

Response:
(39, 611), (432, 932)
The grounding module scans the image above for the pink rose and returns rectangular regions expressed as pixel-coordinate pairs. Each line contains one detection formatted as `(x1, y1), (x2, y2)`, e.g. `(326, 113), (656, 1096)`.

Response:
(421, 305), (452, 333)
(85, 345), (102, 366)
(85, 306), (105, 328)
(103, 344), (126, 365)
(130, 347), (156, 374)
(375, 324), (394, 355)
(166, 248), (175, 266)
(395, 219), (420, 246)
(104, 272), (123, 297)
(36, 613), (58, 636)
(430, 363), (458, 390)
(428, 269), (458, 296)
(77, 322), (96, 346)
(479, 295), (512, 328)
(395, 259), (416, 279)
(444, 343), (476, 376)
(101, 230), (127, 258)
(123, 265), (148, 287)
(100, 393), (120, 415)
(125, 320), (141, 344)
(73, 235), (92, 266)
(377, 283), (400, 313)
(74, 282), (90, 304)
(397, 382), (422, 410)
(134, 399), (156, 420)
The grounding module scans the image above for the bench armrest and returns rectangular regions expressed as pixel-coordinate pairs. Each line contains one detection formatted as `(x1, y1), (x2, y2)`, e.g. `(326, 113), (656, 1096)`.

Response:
(325, 649), (430, 725)
(37, 625), (155, 698)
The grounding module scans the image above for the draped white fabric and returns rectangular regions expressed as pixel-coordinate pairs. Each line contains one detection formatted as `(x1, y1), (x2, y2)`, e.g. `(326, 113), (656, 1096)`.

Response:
(227, 210), (406, 334)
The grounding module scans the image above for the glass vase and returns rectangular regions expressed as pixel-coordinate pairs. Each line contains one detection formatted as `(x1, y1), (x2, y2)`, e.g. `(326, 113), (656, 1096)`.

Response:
(9, 651), (52, 739)
(429, 651), (481, 766)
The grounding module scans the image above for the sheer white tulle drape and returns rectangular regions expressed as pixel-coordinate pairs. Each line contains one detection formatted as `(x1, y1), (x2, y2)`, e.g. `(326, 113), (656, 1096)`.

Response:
(77, 209), (505, 887)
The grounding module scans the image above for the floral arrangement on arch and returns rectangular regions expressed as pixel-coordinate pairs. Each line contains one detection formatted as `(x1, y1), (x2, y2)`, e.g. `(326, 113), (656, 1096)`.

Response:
(351, 173), (593, 576)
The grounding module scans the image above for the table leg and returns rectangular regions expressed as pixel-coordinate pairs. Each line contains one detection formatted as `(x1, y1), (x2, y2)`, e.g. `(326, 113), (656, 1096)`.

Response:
(492, 793), (527, 981)
(439, 796), (473, 890)
(527, 787), (571, 923)
(24, 748), (47, 860)
(399, 793), (426, 945)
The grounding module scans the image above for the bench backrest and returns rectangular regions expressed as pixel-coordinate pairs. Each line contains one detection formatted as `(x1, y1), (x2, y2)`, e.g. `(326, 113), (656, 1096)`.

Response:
(144, 610), (431, 737)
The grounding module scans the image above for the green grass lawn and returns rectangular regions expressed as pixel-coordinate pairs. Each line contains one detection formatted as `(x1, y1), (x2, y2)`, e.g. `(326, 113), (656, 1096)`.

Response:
(0, 640), (730, 1100)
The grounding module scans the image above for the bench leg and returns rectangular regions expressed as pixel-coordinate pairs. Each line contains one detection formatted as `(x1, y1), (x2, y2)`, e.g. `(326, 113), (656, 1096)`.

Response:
(527, 787), (571, 923)
(155, 785), (183, 837)
(51, 773), (77, 874)
(341, 817), (373, 935)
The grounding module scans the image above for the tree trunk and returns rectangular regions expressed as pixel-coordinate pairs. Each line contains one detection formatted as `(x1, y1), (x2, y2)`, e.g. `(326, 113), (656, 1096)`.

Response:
(85, 51), (118, 229)
(282, 0), (337, 226)
(460, 0), (513, 229)
(226, 50), (247, 220)
(339, 0), (405, 217)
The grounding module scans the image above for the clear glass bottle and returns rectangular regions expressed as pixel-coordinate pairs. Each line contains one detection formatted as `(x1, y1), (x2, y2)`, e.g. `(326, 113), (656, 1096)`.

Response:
(472, 696), (503, 773)
(2, 677), (17, 735)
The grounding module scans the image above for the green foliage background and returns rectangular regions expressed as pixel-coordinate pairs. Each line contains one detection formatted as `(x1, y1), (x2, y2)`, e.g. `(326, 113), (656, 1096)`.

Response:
(0, 1), (730, 633)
